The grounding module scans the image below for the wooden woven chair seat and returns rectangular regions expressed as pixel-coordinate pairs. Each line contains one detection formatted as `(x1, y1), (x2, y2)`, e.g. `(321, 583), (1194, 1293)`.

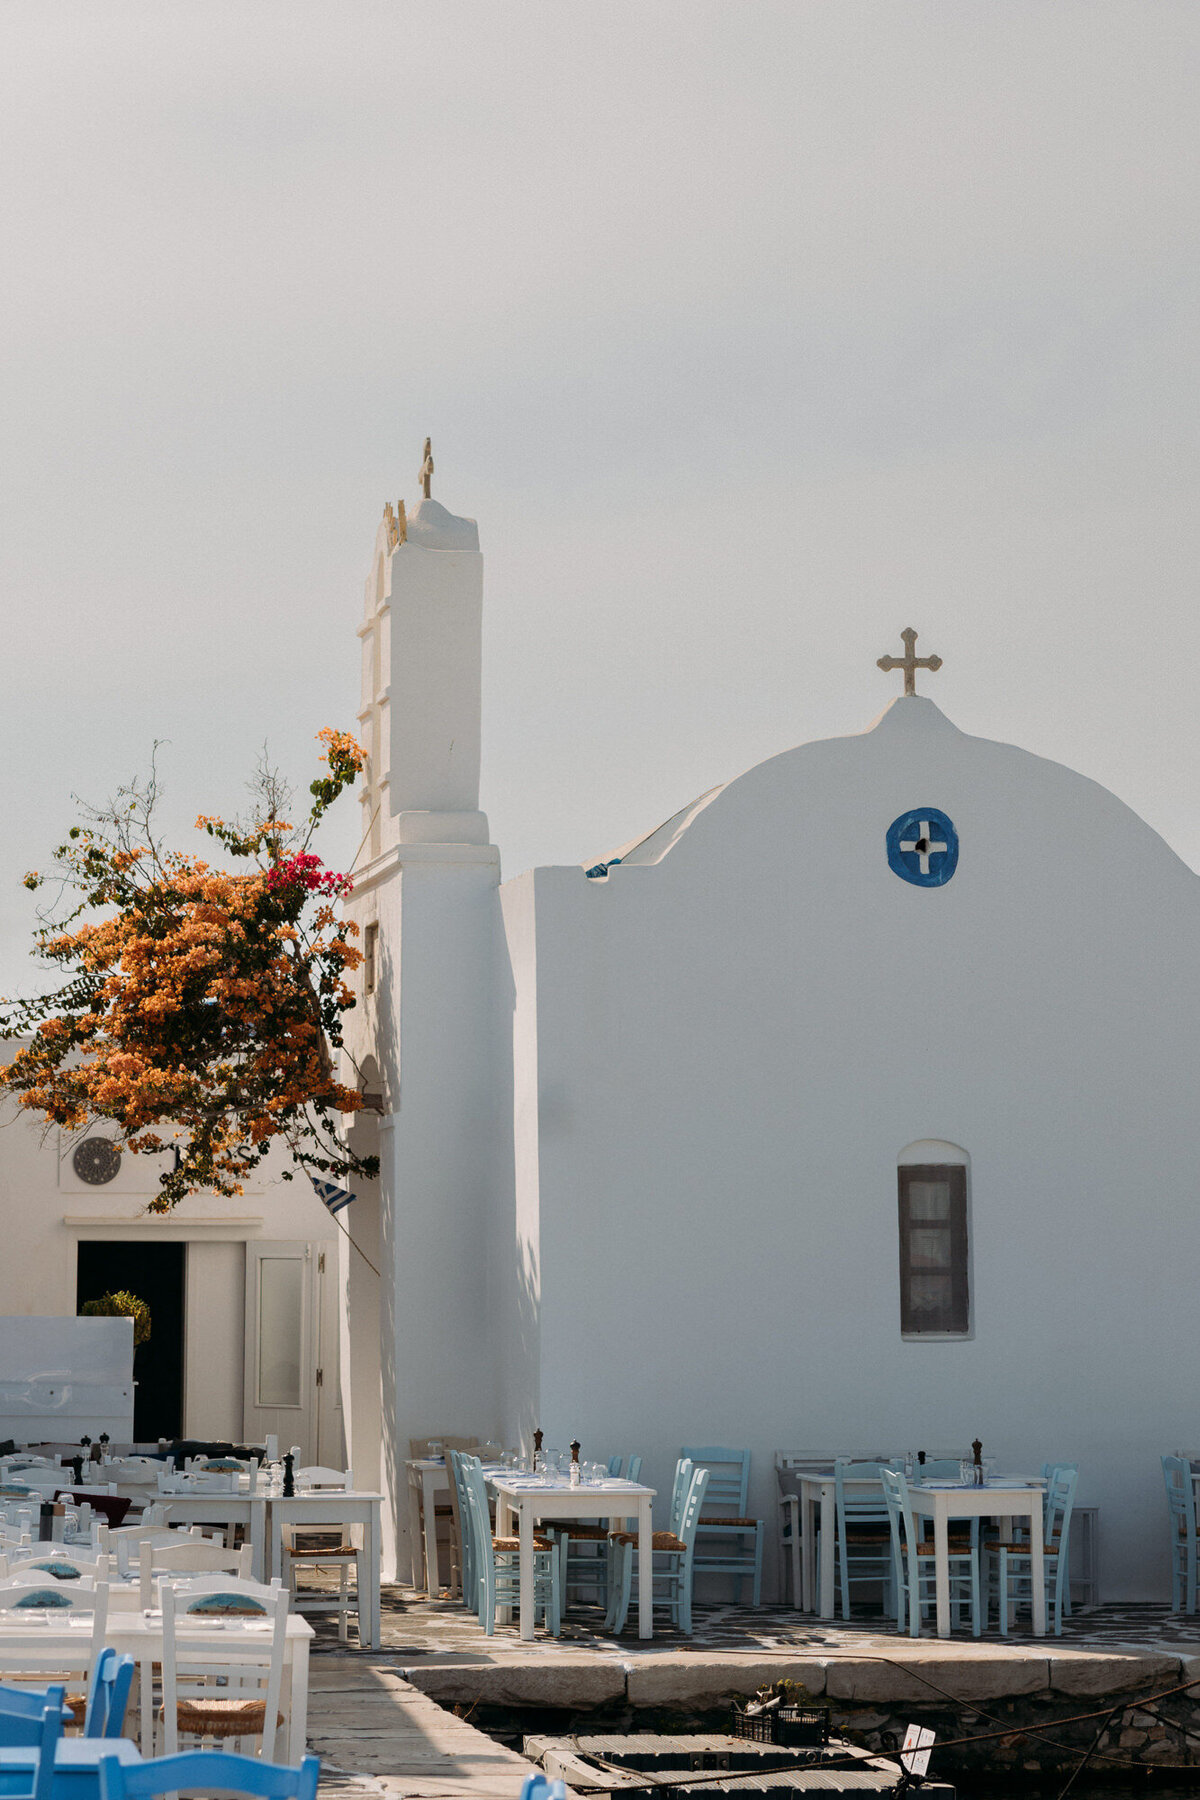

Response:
(904, 1542), (976, 1558)
(609, 1529), (686, 1551)
(167, 1698), (284, 1737)
(557, 1523), (609, 1540)
(285, 1543), (356, 1559)
(491, 1534), (554, 1552)
(65, 1695), (86, 1722)
(699, 1515), (761, 1528)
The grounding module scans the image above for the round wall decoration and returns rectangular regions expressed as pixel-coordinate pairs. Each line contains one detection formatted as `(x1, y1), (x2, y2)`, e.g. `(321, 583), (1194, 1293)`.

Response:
(886, 807), (959, 887)
(72, 1137), (122, 1186)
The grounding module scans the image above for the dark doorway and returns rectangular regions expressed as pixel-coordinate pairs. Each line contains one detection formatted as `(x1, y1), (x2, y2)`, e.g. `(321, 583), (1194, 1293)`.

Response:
(76, 1241), (185, 1442)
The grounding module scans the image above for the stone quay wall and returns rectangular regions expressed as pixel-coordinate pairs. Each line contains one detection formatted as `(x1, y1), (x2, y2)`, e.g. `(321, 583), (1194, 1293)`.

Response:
(402, 1649), (1200, 1777)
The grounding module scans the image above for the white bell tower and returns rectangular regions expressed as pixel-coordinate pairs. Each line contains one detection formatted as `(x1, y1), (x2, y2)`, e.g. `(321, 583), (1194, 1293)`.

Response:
(341, 444), (502, 1580)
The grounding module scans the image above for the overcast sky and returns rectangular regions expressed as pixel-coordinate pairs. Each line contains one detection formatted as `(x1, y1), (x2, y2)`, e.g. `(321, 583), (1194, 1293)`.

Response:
(2, 2), (1198, 995)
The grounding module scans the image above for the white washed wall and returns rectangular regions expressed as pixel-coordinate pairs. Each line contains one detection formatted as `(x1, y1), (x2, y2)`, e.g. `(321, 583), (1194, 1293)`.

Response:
(0, 1055), (338, 1448)
(503, 697), (1200, 1602)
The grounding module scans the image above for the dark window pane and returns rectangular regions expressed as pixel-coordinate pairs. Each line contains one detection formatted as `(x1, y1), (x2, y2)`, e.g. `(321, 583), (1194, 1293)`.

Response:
(908, 1180), (951, 1221)
(909, 1227), (952, 1270)
(899, 1164), (968, 1335)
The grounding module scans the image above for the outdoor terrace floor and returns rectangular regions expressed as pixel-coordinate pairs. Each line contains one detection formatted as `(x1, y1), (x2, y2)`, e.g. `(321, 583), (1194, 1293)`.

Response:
(313, 1582), (1200, 1660)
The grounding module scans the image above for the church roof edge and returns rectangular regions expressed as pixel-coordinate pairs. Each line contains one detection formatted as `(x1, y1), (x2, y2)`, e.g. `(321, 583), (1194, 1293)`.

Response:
(578, 698), (970, 878)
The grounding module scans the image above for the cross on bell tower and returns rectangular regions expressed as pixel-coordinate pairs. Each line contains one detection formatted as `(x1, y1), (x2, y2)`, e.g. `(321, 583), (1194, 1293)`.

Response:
(877, 627), (942, 697)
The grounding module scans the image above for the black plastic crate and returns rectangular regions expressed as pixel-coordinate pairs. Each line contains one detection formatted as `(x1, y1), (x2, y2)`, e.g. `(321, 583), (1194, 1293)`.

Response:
(730, 1704), (830, 1747)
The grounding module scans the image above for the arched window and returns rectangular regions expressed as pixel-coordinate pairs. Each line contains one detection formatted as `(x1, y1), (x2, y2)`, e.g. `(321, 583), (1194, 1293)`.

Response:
(897, 1141), (970, 1337)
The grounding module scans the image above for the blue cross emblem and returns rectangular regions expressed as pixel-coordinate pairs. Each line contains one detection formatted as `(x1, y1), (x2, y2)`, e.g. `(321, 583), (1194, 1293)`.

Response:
(886, 807), (958, 887)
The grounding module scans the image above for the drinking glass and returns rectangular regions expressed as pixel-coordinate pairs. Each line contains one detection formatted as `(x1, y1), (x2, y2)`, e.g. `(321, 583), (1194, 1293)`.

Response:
(959, 1459), (973, 1486)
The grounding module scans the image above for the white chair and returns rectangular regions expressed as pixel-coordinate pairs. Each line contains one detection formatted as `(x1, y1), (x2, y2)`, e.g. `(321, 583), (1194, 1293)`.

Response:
(4, 1549), (113, 1583)
(139, 1538), (252, 1609)
(279, 1467), (367, 1646)
(108, 1523), (209, 1578)
(774, 1455), (835, 1606)
(0, 1575), (110, 1716)
(880, 1468), (982, 1637)
(158, 1574), (288, 1758)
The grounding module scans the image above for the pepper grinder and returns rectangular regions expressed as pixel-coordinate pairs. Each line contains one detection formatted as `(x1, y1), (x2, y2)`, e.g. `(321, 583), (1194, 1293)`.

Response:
(569, 1440), (581, 1487)
(533, 1428), (544, 1474)
(282, 1450), (296, 1498)
(69, 1454), (84, 1488)
(972, 1438), (984, 1487)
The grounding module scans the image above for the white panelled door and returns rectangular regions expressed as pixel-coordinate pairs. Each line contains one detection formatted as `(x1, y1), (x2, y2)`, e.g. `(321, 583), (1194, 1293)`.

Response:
(244, 1241), (343, 1465)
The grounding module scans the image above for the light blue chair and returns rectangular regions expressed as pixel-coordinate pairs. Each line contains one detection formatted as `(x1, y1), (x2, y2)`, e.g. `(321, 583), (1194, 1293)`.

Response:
(0, 1686), (62, 1800)
(98, 1750), (321, 1800)
(445, 1451), (477, 1610)
(556, 1457), (643, 1607)
(82, 1649), (136, 1739)
(1039, 1462), (1079, 1616)
(834, 1460), (895, 1620)
(994, 1463), (1078, 1635)
(1163, 1455), (1198, 1614)
(461, 1456), (560, 1636)
(681, 1447), (763, 1605)
(605, 1463), (709, 1635)
(881, 1466), (982, 1637)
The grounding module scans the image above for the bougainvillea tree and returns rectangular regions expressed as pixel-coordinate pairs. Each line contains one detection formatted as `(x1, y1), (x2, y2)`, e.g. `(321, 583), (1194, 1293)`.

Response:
(0, 730), (377, 1212)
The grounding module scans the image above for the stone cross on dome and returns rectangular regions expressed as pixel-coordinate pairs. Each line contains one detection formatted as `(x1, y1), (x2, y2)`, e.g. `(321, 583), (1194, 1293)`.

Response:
(419, 437), (434, 500)
(877, 627), (942, 697)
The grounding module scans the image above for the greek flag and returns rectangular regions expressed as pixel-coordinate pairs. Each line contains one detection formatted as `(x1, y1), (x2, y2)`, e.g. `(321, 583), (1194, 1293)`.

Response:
(311, 1177), (356, 1216)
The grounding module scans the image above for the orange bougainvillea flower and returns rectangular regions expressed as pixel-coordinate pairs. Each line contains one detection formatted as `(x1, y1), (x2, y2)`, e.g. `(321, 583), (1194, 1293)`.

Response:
(0, 730), (376, 1212)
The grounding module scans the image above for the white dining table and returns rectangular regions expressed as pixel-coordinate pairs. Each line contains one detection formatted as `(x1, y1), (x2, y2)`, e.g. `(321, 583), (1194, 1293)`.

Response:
(267, 1488), (384, 1649)
(489, 1474), (656, 1640)
(907, 1478), (1046, 1637)
(0, 1608), (312, 1760)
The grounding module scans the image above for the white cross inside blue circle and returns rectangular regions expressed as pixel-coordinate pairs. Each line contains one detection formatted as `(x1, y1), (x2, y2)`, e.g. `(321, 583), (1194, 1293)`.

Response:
(886, 807), (959, 887)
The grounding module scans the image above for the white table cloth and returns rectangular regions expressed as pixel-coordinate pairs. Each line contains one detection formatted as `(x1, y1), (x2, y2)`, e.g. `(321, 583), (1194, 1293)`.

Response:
(488, 1475), (656, 1640)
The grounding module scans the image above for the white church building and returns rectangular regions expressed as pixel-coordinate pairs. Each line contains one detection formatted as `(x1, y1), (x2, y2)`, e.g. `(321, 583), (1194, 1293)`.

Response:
(1, 467), (1197, 1607)
(337, 471), (1200, 1605)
